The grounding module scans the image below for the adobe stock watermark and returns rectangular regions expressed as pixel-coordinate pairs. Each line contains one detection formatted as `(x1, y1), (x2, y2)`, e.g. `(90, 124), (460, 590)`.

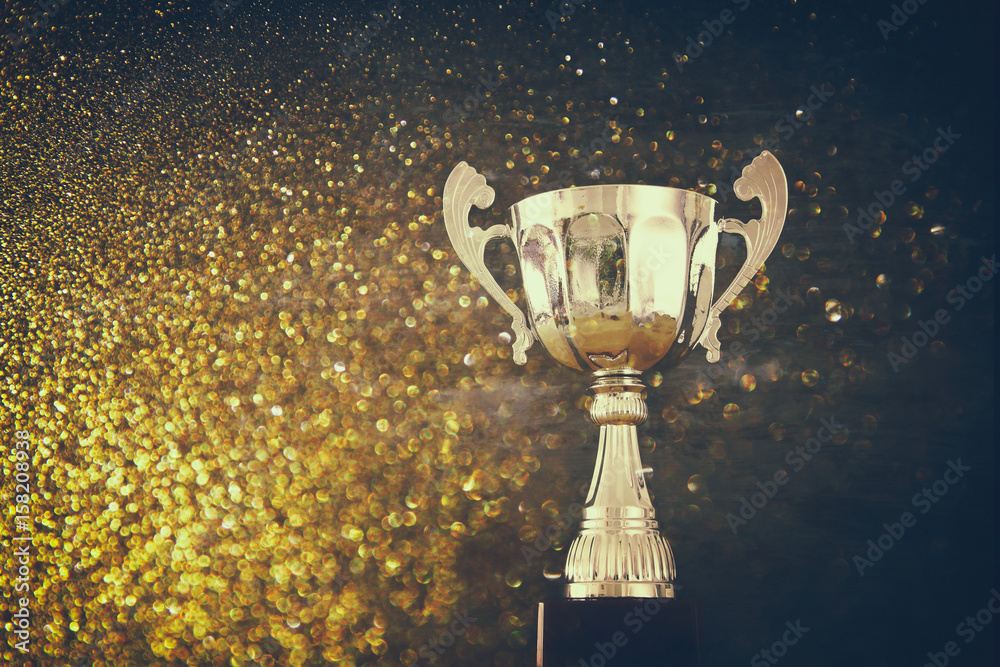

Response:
(717, 83), (835, 204)
(920, 588), (1000, 667)
(887, 255), (995, 372)
(416, 609), (478, 664)
(852, 459), (971, 577)
(545, 0), (597, 32)
(749, 620), (809, 666)
(672, 0), (752, 73)
(10, 428), (34, 653)
(578, 598), (664, 666)
(877, 0), (931, 41)
(843, 126), (960, 243)
(727, 416), (845, 534)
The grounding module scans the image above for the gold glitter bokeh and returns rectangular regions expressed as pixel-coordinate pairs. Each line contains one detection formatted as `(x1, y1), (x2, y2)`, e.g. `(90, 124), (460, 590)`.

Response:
(1, 3), (581, 663)
(2, 1), (994, 666)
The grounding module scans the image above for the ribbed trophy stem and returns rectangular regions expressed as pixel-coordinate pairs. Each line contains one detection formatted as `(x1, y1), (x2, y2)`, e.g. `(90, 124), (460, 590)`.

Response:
(564, 369), (676, 598)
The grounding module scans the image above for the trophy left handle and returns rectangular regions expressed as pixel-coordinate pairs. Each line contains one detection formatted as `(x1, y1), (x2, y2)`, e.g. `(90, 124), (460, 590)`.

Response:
(698, 151), (788, 362)
(443, 162), (535, 365)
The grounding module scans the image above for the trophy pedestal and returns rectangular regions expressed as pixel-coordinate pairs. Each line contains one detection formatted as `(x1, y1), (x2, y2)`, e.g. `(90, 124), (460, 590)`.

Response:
(444, 157), (786, 667)
(536, 598), (704, 667)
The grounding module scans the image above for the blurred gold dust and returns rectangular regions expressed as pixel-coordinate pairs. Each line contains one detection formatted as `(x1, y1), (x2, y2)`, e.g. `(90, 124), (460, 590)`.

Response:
(0, 7), (555, 664)
(0, 0), (973, 665)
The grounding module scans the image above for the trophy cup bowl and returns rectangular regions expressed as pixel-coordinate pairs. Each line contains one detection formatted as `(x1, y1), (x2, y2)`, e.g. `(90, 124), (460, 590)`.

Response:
(443, 152), (788, 600)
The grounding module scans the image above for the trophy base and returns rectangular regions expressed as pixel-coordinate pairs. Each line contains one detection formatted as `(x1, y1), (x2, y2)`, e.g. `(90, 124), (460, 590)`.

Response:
(565, 581), (674, 598)
(536, 598), (704, 667)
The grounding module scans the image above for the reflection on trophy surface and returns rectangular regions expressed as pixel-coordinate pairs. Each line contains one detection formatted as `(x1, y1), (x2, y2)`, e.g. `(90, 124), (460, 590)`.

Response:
(443, 152), (787, 598)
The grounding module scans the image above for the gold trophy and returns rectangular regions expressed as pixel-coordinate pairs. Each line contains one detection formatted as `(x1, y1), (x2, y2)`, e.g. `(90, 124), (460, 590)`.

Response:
(443, 152), (787, 662)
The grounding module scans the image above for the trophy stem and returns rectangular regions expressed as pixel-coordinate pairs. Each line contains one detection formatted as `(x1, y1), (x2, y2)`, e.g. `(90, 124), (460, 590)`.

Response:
(564, 369), (677, 598)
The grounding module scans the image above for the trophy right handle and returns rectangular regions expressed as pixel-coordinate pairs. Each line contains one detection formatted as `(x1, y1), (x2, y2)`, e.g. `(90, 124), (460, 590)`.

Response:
(698, 151), (788, 362)
(443, 162), (535, 365)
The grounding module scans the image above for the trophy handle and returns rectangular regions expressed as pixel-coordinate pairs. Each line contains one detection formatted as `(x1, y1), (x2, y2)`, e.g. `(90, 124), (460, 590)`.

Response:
(698, 151), (788, 362)
(443, 162), (535, 365)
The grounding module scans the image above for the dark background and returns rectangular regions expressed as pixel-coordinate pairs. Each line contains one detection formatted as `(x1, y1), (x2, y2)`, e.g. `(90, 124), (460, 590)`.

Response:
(1, 0), (995, 665)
